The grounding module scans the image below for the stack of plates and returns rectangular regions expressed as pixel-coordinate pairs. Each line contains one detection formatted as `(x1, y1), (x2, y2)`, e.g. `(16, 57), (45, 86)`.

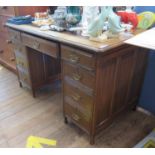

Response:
(138, 11), (155, 29)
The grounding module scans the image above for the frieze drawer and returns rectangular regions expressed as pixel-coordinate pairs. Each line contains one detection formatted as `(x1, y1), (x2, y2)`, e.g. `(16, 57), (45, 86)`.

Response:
(61, 45), (95, 71)
(22, 33), (59, 58)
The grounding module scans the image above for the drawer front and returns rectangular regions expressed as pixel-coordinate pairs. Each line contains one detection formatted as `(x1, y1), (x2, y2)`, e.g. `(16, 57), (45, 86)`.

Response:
(0, 34), (14, 63)
(22, 33), (59, 58)
(61, 45), (95, 71)
(0, 6), (15, 16)
(8, 28), (21, 43)
(64, 103), (90, 132)
(64, 82), (93, 118)
(63, 62), (95, 89)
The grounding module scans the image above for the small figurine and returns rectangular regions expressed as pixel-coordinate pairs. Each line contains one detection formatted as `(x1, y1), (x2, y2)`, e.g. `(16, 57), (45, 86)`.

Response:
(87, 6), (123, 38)
(108, 7), (124, 34)
(81, 6), (99, 36)
(87, 6), (111, 37)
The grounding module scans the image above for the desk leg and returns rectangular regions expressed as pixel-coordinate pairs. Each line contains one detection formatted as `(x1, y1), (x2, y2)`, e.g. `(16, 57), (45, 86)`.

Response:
(32, 89), (36, 98)
(90, 134), (95, 145)
(19, 82), (22, 88)
(64, 116), (68, 124)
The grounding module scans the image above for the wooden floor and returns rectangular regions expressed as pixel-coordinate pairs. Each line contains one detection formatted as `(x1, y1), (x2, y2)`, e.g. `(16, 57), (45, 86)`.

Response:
(0, 64), (155, 148)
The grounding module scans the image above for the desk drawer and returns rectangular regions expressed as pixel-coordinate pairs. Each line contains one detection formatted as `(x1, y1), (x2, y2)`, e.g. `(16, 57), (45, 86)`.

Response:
(64, 103), (91, 132)
(61, 45), (95, 71)
(64, 82), (93, 117)
(8, 28), (21, 43)
(63, 62), (95, 90)
(22, 33), (59, 58)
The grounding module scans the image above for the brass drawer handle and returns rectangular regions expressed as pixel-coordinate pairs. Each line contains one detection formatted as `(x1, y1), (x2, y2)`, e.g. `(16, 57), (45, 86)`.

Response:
(33, 41), (40, 49)
(72, 114), (80, 121)
(72, 73), (81, 81)
(6, 40), (12, 44)
(10, 57), (15, 61)
(69, 54), (80, 63)
(71, 94), (81, 102)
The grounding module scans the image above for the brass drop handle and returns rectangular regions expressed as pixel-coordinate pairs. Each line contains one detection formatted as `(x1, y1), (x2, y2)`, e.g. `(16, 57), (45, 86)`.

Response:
(33, 41), (40, 49)
(0, 50), (4, 53)
(6, 40), (12, 44)
(10, 57), (15, 61)
(72, 73), (81, 81)
(69, 54), (80, 63)
(71, 94), (81, 102)
(72, 114), (80, 121)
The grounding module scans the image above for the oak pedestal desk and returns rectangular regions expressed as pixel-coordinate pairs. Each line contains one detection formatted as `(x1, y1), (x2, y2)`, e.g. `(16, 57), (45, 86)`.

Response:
(6, 23), (148, 144)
